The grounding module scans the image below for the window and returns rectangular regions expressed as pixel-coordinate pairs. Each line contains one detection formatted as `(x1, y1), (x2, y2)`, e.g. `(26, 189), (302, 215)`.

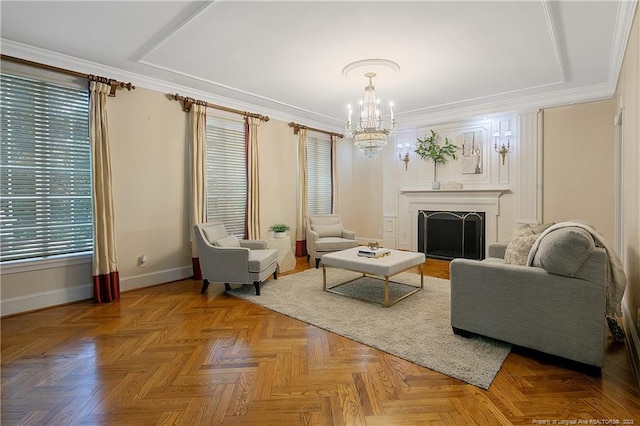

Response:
(205, 115), (247, 237)
(306, 135), (332, 215)
(1, 72), (92, 263)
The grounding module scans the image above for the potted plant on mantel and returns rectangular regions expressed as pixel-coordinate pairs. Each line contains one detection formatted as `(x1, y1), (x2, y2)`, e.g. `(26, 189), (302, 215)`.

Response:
(268, 223), (290, 239)
(414, 130), (459, 190)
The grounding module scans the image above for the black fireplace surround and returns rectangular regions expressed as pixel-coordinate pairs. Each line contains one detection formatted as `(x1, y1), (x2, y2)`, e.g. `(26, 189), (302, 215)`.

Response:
(418, 210), (485, 261)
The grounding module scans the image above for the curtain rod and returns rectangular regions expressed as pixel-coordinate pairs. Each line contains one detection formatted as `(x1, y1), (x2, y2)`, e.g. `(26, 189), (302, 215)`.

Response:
(288, 122), (344, 139)
(1, 54), (135, 97)
(171, 93), (269, 122)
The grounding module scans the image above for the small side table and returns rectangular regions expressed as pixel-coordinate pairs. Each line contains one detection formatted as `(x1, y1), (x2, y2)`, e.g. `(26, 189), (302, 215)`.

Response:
(267, 235), (296, 273)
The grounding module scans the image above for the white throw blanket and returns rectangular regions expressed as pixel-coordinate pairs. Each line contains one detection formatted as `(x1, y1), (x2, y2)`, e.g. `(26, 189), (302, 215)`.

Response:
(526, 221), (627, 318)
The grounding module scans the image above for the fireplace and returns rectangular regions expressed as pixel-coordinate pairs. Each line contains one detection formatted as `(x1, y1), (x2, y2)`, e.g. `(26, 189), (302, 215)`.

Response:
(418, 210), (485, 260)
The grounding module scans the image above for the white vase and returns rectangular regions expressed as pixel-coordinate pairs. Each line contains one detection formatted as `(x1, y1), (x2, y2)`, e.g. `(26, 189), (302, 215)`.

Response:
(432, 162), (440, 190)
(274, 231), (286, 239)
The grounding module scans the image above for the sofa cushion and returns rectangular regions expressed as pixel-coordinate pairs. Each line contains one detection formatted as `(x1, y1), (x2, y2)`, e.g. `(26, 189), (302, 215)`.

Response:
(315, 237), (359, 252)
(532, 227), (596, 277)
(214, 234), (241, 247)
(248, 249), (278, 273)
(313, 223), (343, 238)
(504, 226), (538, 265)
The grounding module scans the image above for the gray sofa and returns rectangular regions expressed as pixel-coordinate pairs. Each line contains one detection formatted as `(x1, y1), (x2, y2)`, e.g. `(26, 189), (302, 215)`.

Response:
(450, 225), (608, 368)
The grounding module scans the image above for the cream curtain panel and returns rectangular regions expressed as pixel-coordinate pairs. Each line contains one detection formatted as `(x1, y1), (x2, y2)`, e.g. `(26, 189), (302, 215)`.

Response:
(246, 116), (261, 239)
(331, 134), (338, 214)
(189, 104), (207, 279)
(89, 80), (120, 303)
(295, 128), (308, 256)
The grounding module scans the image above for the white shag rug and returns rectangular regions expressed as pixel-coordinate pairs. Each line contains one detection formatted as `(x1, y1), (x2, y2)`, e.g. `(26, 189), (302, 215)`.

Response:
(227, 267), (511, 389)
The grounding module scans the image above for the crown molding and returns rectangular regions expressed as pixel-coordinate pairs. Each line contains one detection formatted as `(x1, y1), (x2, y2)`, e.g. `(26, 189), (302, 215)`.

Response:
(396, 81), (615, 128)
(0, 39), (344, 133)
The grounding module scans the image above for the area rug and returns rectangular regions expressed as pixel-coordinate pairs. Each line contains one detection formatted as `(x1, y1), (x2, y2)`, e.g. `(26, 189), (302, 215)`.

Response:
(227, 268), (511, 389)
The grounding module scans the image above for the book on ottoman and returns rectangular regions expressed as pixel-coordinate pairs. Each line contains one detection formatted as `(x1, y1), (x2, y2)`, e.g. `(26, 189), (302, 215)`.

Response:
(358, 247), (391, 258)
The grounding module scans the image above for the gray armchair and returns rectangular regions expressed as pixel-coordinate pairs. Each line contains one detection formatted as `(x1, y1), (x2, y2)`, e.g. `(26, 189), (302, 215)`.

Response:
(306, 214), (359, 268)
(450, 225), (608, 369)
(194, 222), (278, 295)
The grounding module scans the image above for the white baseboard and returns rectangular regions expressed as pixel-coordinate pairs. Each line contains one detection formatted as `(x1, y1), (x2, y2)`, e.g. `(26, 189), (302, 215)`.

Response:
(1, 266), (194, 317)
(1, 283), (93, 317)
(622, 301), (640, 391)
(120, 266), (193, 292)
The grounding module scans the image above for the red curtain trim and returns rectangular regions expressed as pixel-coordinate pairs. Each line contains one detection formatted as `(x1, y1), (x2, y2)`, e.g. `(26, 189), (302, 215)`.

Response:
(92, 271), (120, 304)
(295, 240), (307, 257)
(192, 257), (202, 280)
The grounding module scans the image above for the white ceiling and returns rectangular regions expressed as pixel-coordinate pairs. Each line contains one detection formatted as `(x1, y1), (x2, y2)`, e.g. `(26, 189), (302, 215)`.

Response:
(1, 1), (637, 130)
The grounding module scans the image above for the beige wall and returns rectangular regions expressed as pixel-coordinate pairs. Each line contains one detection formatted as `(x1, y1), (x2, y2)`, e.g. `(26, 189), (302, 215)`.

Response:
(108, 88), (191, 282)
(542, 100), (616, 241)
(614, 6), (640, 348)
(1, 86), (301, 315)
(256, 120), (298, 240)
(338, 144), (384, 242)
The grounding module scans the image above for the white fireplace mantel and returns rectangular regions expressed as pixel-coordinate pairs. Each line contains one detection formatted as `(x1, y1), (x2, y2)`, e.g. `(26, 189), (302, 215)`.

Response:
(399, 189), (508, 253)
(400, 188), (509, 196)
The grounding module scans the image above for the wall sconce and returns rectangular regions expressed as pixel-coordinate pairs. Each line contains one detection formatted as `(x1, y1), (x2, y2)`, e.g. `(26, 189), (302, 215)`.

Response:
(493, 127), (512, 165)
(396, 142), (411, 170)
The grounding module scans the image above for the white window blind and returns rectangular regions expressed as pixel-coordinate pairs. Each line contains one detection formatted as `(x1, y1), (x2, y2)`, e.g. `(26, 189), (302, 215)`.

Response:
(205, 115), (247, 237)
(306, 135), (332, 215)
(0, 73), (92, 262)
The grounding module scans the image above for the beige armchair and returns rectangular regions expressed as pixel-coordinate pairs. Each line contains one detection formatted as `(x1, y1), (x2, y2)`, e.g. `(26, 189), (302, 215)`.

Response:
(194, 222), (278, 295)
(306, 214), (359, 268)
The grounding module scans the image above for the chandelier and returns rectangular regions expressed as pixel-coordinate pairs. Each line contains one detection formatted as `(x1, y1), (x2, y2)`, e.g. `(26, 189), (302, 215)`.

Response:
(344, 60), (398, 159)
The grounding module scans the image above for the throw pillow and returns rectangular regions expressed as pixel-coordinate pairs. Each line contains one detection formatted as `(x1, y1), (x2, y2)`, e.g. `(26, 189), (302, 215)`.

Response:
(214, 234), (241, 247)
(313, 223), (343, 238)
(504, 226), (538, 265)
(201, 224), (228, 244)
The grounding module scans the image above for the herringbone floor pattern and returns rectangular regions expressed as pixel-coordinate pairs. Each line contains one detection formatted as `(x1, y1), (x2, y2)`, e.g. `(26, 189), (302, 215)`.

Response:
(2, 258), (639, 425)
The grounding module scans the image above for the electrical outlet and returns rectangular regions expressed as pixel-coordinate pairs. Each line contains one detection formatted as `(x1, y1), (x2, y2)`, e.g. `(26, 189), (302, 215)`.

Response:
(137, 255), (147, 268)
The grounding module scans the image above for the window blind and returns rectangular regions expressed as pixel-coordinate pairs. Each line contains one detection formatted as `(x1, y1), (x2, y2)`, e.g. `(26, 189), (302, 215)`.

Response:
(306, 135), (332, 215)
(0, 73), (92, 262)
(205, 115), (247, 237)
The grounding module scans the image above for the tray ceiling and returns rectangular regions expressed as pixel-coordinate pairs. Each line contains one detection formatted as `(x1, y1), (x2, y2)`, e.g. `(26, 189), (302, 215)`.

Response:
(1, 1), (636, 128)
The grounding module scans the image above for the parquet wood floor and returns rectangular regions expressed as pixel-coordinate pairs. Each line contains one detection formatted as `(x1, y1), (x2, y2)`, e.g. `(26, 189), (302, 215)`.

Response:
(2, 257), (639, 425)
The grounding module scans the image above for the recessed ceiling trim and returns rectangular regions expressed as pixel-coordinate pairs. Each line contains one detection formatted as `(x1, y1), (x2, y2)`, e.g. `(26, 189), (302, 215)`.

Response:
(138, 58), (342, 122)
(608, 0), (638, 82)
(400, 76), (569, 118)
(542, 0), (568, 82)
(398, 81), (615, 128)
(133, 2), (215, 62)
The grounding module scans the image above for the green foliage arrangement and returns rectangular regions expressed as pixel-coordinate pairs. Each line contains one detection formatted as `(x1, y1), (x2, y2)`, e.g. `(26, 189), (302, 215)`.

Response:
(269, 223), (290, 233)
(414, 130), (459, 164)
